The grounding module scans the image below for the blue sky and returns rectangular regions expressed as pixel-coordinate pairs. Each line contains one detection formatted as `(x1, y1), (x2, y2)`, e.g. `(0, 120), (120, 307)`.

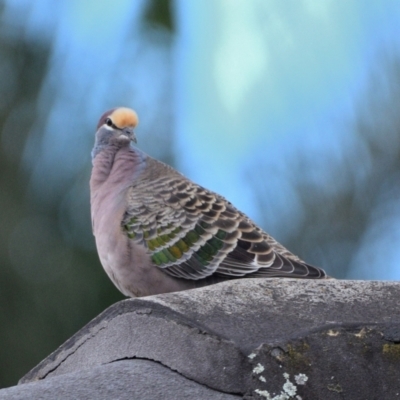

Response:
(176, 1), (400, 207)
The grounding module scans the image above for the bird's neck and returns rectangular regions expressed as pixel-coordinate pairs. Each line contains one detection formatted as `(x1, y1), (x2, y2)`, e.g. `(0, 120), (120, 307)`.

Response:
(90, 143), (145, 194)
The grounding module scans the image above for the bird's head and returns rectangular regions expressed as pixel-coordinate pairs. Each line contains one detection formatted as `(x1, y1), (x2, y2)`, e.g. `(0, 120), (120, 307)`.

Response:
(92, 107), (139, 158)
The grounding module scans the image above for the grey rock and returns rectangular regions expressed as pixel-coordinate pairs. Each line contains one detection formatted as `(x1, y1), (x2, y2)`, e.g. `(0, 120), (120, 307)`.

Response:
(2, 279), (400, 399)
(0, 360), (239, 400)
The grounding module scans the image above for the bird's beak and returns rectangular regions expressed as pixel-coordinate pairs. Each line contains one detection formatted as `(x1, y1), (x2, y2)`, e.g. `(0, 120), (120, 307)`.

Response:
(121, 127), (137, 143)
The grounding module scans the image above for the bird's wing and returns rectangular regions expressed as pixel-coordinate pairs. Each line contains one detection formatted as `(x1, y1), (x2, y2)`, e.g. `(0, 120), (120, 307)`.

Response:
(123, 175), (326, 280)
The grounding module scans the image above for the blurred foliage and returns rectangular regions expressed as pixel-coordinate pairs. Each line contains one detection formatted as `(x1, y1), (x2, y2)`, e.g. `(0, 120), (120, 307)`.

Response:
(251, 54), (400, 279)
(0, 0), (173, 389)
(144, 0), (174, 30)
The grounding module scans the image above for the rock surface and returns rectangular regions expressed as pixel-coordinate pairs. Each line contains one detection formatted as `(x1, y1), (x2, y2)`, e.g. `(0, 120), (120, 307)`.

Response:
(0, 360), (239, 400)
(1, 279), (400, 399)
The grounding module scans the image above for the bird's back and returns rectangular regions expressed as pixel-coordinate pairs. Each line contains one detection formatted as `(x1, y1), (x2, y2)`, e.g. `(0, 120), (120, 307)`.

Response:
(121, 151), (327, 282)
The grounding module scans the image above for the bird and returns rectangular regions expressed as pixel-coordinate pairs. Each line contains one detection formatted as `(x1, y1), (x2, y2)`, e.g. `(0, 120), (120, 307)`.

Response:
(90, 107), (329, 297)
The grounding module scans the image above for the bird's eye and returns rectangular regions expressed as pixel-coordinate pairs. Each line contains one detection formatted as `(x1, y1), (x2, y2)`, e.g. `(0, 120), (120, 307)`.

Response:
(105, 118), (113, 127)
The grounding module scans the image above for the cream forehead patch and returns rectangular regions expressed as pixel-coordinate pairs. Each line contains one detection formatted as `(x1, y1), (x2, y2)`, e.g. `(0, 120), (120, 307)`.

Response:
(110, 108), (139, 128)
